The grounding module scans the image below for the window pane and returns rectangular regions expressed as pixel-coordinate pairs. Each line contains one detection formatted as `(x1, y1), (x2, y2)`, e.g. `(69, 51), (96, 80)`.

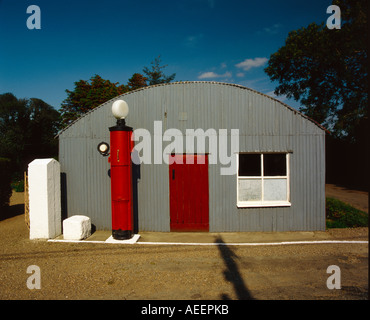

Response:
(238, 154), (261, 176)
(264, 154), (286, 176)
(238, 179), (262, 201)
(263, 179), (287, 201)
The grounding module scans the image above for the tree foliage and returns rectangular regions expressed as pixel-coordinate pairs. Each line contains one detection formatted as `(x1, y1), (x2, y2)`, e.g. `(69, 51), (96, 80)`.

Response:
(143, 56), (176, 85)
(127, 73), (148, 91)
(60, 74), (128, 127)
(0, 93), (60, 176)
(60, 58), (176, 127)
(264, 0), (367, 141)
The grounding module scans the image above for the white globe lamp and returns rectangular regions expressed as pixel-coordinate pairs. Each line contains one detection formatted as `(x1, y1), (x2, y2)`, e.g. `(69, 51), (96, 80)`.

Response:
(112, 100), (129, 120)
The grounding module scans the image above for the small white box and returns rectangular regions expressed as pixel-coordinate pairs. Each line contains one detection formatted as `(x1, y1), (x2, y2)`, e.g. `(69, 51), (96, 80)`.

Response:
(63, 215), (91, 240)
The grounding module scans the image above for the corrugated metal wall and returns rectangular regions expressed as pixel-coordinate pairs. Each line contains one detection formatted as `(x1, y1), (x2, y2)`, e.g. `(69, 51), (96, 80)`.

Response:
(58, 82), (326, 232)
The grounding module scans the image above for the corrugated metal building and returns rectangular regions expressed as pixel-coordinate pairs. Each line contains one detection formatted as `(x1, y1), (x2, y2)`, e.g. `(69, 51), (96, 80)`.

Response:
(58, 81), (326, 232)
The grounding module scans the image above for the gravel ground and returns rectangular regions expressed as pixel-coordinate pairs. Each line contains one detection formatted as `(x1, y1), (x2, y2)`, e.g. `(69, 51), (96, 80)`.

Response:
(0, 191), (368, 300)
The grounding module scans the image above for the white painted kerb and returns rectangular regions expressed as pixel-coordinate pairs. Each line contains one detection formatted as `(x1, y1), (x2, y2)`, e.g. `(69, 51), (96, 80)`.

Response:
(28, 158), (61, 239)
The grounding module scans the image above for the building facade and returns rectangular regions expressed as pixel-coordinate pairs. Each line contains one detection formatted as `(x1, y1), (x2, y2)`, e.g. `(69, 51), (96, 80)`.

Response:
(58, 81), (326, 232)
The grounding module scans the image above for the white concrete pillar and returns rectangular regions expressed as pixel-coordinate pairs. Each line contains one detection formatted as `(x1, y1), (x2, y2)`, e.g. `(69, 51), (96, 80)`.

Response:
(28, 158), (61, 239)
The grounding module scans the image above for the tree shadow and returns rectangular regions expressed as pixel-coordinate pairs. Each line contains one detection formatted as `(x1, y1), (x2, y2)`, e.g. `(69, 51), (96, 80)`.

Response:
(215, 236), (254, 300)
(0, 204), (24, 222)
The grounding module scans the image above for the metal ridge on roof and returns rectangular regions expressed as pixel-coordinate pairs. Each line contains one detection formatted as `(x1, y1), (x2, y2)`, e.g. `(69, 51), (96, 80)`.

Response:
(56, 81), (327, 138)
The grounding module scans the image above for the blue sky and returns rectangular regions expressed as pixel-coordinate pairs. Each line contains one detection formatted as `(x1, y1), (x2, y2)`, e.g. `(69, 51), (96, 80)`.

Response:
(0, 0), (333, 111)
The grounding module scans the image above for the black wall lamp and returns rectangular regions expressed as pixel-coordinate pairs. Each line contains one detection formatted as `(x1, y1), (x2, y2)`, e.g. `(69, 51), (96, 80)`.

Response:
(97, 142), (110, 156)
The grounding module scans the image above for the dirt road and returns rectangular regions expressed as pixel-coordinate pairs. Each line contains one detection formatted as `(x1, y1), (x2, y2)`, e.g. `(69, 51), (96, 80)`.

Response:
(0, 191), (368, 301)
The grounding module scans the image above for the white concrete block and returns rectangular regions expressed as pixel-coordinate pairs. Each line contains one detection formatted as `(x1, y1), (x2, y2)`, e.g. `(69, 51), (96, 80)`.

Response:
(28, 158), (61, 240)
(63, 215), (91, 240)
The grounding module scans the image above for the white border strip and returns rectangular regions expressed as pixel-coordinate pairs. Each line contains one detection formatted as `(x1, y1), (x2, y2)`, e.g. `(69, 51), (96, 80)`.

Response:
(48, 234), (141, 244)
(136, 240), (368, 246)
(48, 239), (368, 246)
(48, 234), (369, 246)
(48, 239), (105, 244)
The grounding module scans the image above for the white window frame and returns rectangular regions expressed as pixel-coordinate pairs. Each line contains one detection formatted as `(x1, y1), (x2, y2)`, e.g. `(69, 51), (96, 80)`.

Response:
(237, 153), (291, 208)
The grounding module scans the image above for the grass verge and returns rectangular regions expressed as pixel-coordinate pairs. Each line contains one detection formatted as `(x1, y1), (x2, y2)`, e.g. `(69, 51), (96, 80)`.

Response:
(326, 197), (368, 228)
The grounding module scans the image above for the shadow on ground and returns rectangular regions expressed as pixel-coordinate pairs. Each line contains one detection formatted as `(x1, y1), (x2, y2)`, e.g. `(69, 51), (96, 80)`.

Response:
(0, 204), (24, 222)
(215, 236), (254, 300)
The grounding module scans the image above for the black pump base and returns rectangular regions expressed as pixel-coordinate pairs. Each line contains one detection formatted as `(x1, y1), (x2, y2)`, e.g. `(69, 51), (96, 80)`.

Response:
(112, 229), (133, 240)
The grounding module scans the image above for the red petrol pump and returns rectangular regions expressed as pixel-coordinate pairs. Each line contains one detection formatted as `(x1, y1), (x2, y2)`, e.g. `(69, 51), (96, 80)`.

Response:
(97, 100), (134, 240)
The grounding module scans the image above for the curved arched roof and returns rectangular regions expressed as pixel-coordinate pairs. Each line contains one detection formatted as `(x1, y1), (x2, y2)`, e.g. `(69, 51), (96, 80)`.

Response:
(57, 81), (326, 137)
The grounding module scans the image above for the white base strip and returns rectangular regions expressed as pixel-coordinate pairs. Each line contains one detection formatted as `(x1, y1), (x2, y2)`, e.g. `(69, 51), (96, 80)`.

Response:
(48, 234), (141, 244)
(47, 238), (368, 246)
(136, 240), (368, 246)
(48, 239), (104, 244)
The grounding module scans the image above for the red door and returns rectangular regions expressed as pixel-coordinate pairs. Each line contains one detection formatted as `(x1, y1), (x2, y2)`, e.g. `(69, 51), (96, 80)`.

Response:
(169, 154), (209, 232)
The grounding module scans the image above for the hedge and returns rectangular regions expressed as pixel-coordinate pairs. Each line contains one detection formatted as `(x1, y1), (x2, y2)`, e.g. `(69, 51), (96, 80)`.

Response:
(0, 157), (12, 210)
(326, 197), (368, 228)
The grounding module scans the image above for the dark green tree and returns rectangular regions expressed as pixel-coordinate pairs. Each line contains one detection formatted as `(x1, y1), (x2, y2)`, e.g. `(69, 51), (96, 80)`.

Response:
(60, 74), (128, 127)
(26, 98), (60, 162)
(0, 93), (60, 176)
(0, 93), (29, 173)
(143, 56), (176, 85)
(264, 0), (367, 141)
(0, 157), (12, 211)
